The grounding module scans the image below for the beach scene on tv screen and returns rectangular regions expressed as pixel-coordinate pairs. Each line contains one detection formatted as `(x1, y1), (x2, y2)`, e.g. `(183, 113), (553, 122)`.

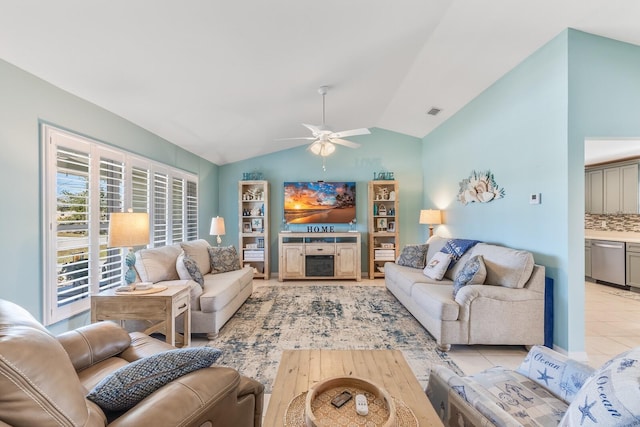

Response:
(284, 181), (356, 224)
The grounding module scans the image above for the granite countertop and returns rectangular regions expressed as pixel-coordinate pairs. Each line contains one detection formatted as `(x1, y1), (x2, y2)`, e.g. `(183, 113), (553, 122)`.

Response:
(585, 230), (640, 243)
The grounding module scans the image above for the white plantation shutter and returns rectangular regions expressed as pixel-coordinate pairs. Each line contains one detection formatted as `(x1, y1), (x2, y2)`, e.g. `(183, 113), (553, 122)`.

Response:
(186, 180), (198, 240)
(172, 177), (184, 243)
(98, 157), (125, 291)
(55, 146), (91, 309)
(43, 125), (200, 325)
(153, 172), (169, 247)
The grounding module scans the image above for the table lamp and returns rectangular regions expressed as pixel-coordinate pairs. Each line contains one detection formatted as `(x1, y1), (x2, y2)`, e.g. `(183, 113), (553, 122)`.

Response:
(210, 216), (226, 246)
(108, 210), (150, 288)
(419, 209), (442, 237)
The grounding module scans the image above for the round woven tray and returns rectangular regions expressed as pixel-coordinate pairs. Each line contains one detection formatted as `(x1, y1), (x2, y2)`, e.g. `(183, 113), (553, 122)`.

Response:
(115, 285), (167, 295)
(284, 391), (418, 427)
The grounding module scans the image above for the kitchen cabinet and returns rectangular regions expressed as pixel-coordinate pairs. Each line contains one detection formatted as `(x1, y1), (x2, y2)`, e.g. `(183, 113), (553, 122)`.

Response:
(604, 164), (638, 214)
(585, 161), (639, 214)
(585, 239), (591, 277)
(626, 242), (640, 289)
(585, 170), (603, 214)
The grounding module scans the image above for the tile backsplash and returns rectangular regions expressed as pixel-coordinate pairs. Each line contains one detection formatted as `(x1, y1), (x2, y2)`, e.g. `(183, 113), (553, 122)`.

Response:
(585, 214), (640, 232)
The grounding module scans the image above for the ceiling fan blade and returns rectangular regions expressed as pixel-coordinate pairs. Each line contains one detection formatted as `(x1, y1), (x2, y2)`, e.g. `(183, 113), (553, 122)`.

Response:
(330, 138), (361, 149)
(275, 136), (316, 141)
(302, 123), (322, 135)
(330, 128), (370, 138)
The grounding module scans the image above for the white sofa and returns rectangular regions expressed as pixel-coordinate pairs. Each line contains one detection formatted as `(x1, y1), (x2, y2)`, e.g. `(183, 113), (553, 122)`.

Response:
(134, 239), (253, 339)
(385, 236), (545, 351)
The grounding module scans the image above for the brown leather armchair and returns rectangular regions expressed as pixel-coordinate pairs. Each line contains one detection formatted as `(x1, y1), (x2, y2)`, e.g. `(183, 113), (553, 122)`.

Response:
(0, 299), (263, 427)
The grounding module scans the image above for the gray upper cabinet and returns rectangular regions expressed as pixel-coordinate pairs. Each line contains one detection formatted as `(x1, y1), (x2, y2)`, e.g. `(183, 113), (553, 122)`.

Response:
(586, 161), (639, 214)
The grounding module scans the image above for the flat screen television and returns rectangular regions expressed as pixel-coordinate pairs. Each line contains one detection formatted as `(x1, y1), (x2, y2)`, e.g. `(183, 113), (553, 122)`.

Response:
(284, 181), (356, 224)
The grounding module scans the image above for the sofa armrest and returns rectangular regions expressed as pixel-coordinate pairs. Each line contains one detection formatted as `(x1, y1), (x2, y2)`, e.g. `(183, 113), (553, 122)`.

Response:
(108, 367), (261, 427)
(238, 375), (265, 427)
(57, 321), (131, 372)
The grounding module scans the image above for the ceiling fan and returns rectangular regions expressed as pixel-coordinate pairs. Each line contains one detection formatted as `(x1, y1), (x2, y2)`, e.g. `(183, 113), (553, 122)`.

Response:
(279, 86), (370, 157)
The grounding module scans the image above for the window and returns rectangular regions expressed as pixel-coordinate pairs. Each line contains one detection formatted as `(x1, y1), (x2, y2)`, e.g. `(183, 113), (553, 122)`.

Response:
(42, 125), (198, 325)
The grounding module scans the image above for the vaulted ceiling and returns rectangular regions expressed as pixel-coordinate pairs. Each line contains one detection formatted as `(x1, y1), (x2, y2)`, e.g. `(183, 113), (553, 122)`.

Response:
(2, 0), (640, 165)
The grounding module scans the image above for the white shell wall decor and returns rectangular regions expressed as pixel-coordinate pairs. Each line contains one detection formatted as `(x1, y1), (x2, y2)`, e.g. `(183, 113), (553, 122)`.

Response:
(457, 170), (505, 205)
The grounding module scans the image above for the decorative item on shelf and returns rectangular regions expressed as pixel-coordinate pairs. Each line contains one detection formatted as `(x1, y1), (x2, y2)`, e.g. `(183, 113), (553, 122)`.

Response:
(388, 207), (394, 216)
(373, 171), (395, 180)
(209, 216), (226, 246)
(349, 218), (357, 232)
(257, 237), (264, 248)
(378, 204), (387, 216)
(458, 169), (505, 205)
(246, 243), (258, 249)
(108, 209), (150, 289)
(377, 217), (388, 231)
(242, 172), (263, 181)
(373, 203), (378, 216)
(381, 243), (395, 249)
(388, 221), (396, 232)
(389, 190), (396, 201)
(376, 187), (389, 200)
(251, 218), (263, 232)
(243, 222), (252, 233)
(250, 207), (260, 216)
(419, 209), (442, 238)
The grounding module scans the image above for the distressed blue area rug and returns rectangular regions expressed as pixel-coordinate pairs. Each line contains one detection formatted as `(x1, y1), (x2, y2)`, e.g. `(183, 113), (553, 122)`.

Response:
(207, 285), (462, 393)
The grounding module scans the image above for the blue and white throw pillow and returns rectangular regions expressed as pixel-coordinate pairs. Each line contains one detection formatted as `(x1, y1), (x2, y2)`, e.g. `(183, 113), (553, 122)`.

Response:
(87, 347), (222, 411)
(183, 254), (204, 287)
(208, 245), (241, 274)
(452, 255), (486, 297)
(559, 347), (640, 426)
(396, 244), (429, 269)
(440, 239), (481, 269)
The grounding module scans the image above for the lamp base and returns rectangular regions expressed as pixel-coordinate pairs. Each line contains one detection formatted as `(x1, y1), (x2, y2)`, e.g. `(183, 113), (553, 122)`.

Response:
(216, 235), (222, 247)
(429, 226), (434, 237)
(124, 248), (137, 286)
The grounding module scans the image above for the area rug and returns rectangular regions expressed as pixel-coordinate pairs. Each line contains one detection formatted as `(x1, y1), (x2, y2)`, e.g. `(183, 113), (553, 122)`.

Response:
(604, 288), (640, 301)
(207, 285), (462, 393)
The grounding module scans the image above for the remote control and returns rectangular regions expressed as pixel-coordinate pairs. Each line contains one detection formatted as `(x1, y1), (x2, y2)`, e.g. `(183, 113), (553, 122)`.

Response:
(355, 394), (368, 416)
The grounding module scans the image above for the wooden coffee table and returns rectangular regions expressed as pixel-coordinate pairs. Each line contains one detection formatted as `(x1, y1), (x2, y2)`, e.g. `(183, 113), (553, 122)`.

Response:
(263, 349), (443, 426)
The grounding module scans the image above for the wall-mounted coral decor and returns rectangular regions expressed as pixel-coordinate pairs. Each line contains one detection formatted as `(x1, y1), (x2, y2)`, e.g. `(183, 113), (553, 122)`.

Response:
(458, 170), (505, 205)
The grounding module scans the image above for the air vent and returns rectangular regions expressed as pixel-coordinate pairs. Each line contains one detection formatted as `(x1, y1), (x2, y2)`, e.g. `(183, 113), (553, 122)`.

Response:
(427, 107), (441, 116)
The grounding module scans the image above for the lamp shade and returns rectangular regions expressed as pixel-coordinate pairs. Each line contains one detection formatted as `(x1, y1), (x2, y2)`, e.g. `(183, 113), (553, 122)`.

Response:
(108, 212), (150, 248)
(209, 216), (226, 236)
(419, 209), (442, 225)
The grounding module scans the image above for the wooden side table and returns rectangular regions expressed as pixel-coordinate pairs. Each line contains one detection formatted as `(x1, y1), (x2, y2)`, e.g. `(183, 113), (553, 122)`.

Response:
(91, 285), (191, 348)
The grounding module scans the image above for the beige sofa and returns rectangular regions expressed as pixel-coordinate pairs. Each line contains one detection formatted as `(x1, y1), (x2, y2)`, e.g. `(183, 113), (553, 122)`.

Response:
(385, 236), (545, 351)
(0, 298), (264, 427)
(134, 239), (253, 339)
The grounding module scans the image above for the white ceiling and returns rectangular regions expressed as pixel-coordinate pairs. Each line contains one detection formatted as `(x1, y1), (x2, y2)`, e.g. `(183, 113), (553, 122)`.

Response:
(2, 0), (640, 165)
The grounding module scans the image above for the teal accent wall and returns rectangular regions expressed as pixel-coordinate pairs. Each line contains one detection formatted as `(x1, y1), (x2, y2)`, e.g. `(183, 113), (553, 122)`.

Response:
(0, 58), (219, 332)
(422, 29), (640, 354)
(218, 128), (423, 273)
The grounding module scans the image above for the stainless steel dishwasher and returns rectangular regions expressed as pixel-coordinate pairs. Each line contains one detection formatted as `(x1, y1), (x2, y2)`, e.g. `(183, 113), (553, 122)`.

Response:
(591, 240), (626, 287)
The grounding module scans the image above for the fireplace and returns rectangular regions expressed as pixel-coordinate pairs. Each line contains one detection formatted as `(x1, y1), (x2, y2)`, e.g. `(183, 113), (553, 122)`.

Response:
(305, 255), (334, 277)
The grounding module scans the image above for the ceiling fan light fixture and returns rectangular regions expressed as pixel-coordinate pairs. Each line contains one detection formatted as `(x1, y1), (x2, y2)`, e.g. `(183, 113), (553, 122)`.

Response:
(310, 141), (336, 157)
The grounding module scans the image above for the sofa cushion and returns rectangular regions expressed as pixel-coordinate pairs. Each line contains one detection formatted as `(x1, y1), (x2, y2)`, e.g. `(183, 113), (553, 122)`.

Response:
(180, 239), (212, 275)
(453, 255), (486, 297)
(134, 244), (182, 283)
(470, 243), (534, 288)
(560, 347), (640, 426)
(411, 283), (460, 321)
(87, 347), (222, 411)
(199, 267), (253, 313)
(176, 252), (204, 288)
(208, 245), (241, 274)
(384, 262), (437, 295)
(423, 252), (452, 280)
(517, 345), (594, 405)
(396, 244), (429, 269)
